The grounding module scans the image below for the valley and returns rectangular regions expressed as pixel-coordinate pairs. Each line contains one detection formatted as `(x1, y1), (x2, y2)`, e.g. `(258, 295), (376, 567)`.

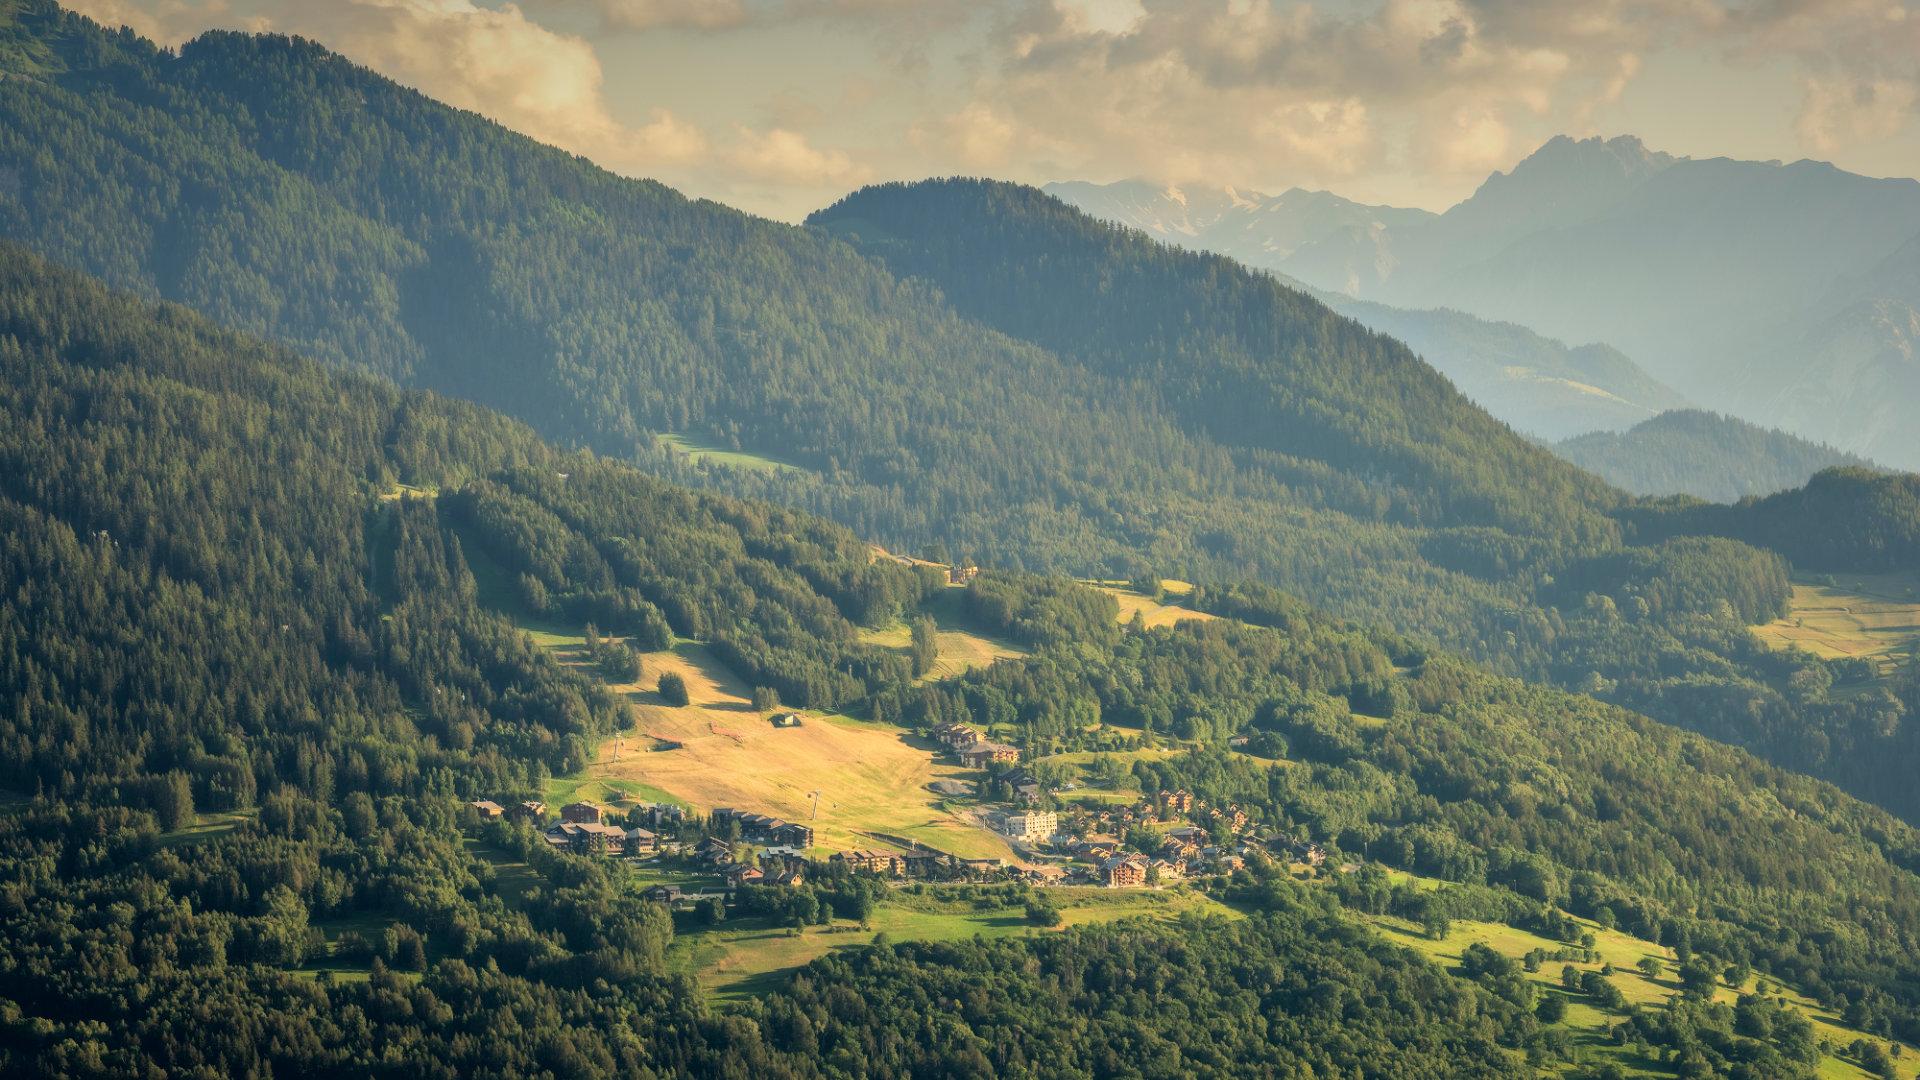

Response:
(6, 5), (1920, 1078)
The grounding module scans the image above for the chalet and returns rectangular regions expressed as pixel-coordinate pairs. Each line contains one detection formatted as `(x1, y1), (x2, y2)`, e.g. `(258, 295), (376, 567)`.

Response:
(932, 723), (981, 751)
(697, 837), (737, 865)
(1005, 769), (1044, 804)
(560, 801), (603, 824)
(833, 849), (903, 876)
(634, 802), (685, 829)
(1102, 853), (1149, 888)
(513, 800), (548, 822)
(948, 564), (980, 586)
(770, 712), (802, 728)
(1071, 839), (1118, 861)
(1157, 789), (1195, 815)
(712, 808), (813, 849)
(1150, 857), (1185, 881)
(545, 821), (626, 855)
(624, 826), (657, 853)
(1215, 854), (1247, 873)
(720, 864), (765, 887)
(764, 865), (806, 888)
(1165, 826), (1209, 846)
(1160, 836), (1201, 862)
(1001, 810), (1058, 844)
(644, 884), (685, 905)
(1278, 839), (1328, 866)
(468, 799), (506, 820)
(960, 741), (1020, 768)
(899, 850), (949, 878)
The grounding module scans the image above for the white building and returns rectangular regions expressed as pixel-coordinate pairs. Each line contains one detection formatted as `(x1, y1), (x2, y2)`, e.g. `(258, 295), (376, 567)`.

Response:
(1002, 810), (1058, 844)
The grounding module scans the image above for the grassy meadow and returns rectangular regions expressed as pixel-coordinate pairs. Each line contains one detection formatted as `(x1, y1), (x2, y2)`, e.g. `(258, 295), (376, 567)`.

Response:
(1754, 572), (1920, 675)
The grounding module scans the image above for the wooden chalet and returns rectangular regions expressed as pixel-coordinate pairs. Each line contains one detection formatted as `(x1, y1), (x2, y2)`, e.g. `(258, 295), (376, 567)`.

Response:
(960, 740), (1020, 767)
(833, 849), (903, 876)
(1102, 853), (1150, 888)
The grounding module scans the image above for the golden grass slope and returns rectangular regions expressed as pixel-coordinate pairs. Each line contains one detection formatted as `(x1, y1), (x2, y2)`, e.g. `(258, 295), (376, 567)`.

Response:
(1092, 581), (1219, 630)
(1754, 572), (1920, 674)
(539, 633), (1016, 861)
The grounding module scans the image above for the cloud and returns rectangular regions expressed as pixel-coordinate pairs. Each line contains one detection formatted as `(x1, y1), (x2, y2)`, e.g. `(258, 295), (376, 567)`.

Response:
(56, 0), (1920, 218)
(942, 0), (1632, 191)
(727, 126), (873, 187)
(565, 0), (750, 31)
(1796, 73), (1920, 152)
(1734, 0), (1920, 152)
(911, 103), (1020, 168)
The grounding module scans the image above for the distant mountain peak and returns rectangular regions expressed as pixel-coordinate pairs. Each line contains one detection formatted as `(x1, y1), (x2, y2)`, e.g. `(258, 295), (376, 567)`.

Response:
(1477, 133), (1677, 195)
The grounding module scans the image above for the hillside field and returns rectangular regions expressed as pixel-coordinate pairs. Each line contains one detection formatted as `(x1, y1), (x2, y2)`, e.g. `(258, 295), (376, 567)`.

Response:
(1093, 581), (1220, 629)
(676, 885), (1234, 1000)
(533, 631), (1015, 860)
(1754, 573), (1920, 674)
(1363, 869), (1918, 1079)
(857, 587), (1028, 682)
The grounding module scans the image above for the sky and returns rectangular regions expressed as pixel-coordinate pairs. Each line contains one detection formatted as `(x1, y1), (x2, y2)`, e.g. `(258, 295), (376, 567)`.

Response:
(60, 0), (1920, 222)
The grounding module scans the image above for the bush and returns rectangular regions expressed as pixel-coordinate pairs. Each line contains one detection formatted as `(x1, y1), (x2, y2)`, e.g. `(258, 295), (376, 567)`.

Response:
(659, 672), (690, 707)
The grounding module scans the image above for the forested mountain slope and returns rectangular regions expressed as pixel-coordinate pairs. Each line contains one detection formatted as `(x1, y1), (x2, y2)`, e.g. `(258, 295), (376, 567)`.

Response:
(0, 2), (1606, 641)
(808, 177), (1619, 542)
(1049, 139), (1920, 469)
(1311, 296), (1687, 439)
(1557, 410), (1876, 501)
(1045, 177), (1690, 439)
(6, 244), (1920, 1075)
(12, 5), (1920, 838)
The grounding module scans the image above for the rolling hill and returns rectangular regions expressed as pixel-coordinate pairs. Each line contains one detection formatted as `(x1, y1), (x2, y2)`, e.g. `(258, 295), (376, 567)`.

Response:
(1555, 410), (1876, 502)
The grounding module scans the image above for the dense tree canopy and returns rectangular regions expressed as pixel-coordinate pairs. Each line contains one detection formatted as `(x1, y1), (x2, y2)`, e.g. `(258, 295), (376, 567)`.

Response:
(6, 1), (1920, 836)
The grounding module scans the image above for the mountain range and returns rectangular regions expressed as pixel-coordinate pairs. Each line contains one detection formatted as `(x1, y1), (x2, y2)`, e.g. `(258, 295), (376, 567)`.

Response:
(10, 1), (1920, 836)
(8, 2), (1920, 1075)
(1048, 137), (1920, 468)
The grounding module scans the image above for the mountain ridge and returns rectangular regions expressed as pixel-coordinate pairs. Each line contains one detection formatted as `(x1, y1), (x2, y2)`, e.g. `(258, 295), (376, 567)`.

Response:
(1049, 136), (1920, 467)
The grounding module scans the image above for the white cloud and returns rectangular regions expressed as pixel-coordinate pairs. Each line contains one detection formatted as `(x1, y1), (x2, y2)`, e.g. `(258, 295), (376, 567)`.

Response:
(1796, 73), (1920, 152)
(568, 0), (750, 31)
(727, 126), (873, 186)
(55, 0), (1920, 217)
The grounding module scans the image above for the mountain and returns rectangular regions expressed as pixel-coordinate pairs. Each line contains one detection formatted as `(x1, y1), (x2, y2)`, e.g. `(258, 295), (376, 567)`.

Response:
(1045, 176), (1689, 439)
(15, 4), (1920, 842)
(1555, 410), (1877, 502)
(1044, 178), (1435, 296)
(7, 243), (1920, 1076)
(1051, 136), (1920, 467)
(1310, 296), (1688, 439)
(0, 2), (1622, 643)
